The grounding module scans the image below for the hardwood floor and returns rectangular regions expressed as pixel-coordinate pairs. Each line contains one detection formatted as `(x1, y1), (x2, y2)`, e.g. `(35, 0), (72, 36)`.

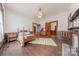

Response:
(0, 37), (62, 56)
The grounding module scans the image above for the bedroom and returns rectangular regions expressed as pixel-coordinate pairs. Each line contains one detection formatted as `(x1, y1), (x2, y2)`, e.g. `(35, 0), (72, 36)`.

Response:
(0, 3), (79, 56)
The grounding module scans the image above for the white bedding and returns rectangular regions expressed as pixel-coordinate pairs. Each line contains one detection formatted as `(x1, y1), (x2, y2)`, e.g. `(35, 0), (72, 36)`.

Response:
(17, 32), (32, 46)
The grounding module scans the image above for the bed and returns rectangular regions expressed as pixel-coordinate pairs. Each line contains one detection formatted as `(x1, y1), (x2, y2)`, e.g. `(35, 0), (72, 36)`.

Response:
(17, 28), (36, 46)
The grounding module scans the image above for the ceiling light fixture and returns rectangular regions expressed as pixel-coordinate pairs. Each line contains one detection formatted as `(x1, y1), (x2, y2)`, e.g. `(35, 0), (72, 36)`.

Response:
(37, 8), (43, 18)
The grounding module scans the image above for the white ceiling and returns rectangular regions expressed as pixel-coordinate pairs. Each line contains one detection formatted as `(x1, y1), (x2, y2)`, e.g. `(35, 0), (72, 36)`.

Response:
(4, 3), (71, 19)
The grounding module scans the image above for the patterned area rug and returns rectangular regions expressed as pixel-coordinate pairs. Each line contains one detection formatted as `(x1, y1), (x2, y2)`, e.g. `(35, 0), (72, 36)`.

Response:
(29, 38), (57, 46)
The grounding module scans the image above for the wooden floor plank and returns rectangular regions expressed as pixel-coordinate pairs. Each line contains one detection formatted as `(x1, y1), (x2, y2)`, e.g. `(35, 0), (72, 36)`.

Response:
(0, 38), (62, 56)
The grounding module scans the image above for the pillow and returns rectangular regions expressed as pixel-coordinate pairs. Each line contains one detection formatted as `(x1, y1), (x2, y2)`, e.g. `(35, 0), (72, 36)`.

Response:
(24, 32), (31, 35)
(19, 32), (23, 36)
(20, 30), (27, 32)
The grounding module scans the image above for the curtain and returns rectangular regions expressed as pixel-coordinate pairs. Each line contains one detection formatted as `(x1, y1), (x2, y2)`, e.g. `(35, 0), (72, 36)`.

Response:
(0, 4), (4, 42)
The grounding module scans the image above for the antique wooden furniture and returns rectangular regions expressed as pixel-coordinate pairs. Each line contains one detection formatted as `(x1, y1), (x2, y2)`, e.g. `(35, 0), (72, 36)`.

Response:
(68, 9), (79, 55)
(23, 34), (36, 43)
(57, 31), (72, 44)
(17, 27), (36, 46)
(69, 9), (79, 22)
(45, 22), (51, 37)
(40, 31), (46, 37)
(68, 9), (79, 29)
(45, 21), (58, 37)
(6, 32), (17, 42)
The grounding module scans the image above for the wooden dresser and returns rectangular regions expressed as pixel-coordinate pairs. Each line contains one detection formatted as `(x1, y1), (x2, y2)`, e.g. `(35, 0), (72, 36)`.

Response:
(68, 9), (79, 55)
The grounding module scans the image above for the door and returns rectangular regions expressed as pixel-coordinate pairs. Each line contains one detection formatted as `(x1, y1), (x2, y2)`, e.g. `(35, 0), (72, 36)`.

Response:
(33, 26), (36, 34)
(45, 23), (51, 37)
(51, 21), (57, 35)
(45, 21), (58, 37)
(32, 23), (41, 34)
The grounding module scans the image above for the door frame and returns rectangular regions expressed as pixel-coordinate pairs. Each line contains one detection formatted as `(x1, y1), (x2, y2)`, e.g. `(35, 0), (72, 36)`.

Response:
(49, 20), (58, 32)
(32, 23), (41, 34)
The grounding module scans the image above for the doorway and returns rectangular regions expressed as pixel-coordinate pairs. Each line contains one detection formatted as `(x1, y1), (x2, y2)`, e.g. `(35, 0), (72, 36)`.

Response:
(45, 21), (58, 37)
(32, 23), (41, 34)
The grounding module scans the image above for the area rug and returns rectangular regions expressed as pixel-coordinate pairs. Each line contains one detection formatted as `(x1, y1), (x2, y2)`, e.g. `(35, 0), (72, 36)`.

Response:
(29, 38), (57, 47)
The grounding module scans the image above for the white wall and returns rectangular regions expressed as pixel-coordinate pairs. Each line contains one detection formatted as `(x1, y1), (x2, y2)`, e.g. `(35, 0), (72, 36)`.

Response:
(4, 9), (34, 33)
(4, 4), (79, 32)
(70, 3), (79, 13)
(39, 11), (70, 31)
(39, 4), (79, 31)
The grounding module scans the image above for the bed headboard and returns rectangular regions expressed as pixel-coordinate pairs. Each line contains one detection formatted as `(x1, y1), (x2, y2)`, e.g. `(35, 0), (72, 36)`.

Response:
(17, 27), (33, 34)
(17, 27), (28, 33)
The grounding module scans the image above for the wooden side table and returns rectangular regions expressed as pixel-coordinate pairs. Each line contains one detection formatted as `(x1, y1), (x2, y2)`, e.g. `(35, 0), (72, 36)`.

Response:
(7, 32), (17, 42)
